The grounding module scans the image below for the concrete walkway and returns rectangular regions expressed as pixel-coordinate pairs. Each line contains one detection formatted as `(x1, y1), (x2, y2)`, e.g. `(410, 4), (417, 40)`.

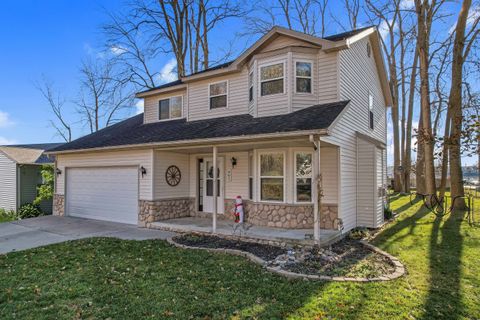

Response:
(0, 216), (175, 255)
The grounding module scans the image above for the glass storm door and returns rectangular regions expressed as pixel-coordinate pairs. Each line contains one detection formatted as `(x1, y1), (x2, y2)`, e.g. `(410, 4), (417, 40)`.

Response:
(203, 158), (224, 214)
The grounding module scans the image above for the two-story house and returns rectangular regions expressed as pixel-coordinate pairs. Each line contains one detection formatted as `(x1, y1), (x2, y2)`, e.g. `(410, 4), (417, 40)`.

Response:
(48, 26), (392, 244)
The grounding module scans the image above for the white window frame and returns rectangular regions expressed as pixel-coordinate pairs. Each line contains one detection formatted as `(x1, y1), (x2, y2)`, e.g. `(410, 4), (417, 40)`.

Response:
(294, 60), (313, 94)
(248, 152), (253, 200)
(294, 151), (313, 203)
(158, 95), (183, 121)
(257, 150), (286, 203)
(248, 71), (254, 103)
(208, 80), (229, 109)
(368, 91), (374, 130)
(259, 61), (286, 97)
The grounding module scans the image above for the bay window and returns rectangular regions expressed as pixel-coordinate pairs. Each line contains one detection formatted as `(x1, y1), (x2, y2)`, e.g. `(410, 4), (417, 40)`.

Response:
(159, 96), (182, 120)
(209, 81), (228, 109)
(260, 63), (284, 96)
(295, 152), (313, 202)
(295, 61), (312, 93)
(259, 152), (284, 202)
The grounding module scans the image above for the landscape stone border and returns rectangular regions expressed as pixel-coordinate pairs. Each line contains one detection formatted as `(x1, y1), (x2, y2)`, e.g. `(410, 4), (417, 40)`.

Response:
(167, 237), (405, 282)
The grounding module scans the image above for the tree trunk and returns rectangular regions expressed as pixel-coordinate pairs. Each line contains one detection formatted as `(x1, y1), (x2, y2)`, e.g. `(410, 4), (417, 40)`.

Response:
(405, 47), (419, 193)
(448, 0), (472, 209)
(416, 112), (426, 195)
(415, 0), (437, 200)
(439, 111), (451, 198)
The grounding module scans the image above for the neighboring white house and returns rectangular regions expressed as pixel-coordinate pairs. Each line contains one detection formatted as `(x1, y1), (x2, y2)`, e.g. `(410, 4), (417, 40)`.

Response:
(48, 26), (392, 244)
(0, 143), (62, 214)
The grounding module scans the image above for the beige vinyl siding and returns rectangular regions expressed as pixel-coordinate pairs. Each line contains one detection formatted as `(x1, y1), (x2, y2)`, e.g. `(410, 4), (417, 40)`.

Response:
(357, 137), (375, 227)
(259, 35), (318, 53)
(317, 51), (340, 104)
(0, 152), (17, 211)
(187, 69), (249, 121)
(154, 151), (190, 199)
(321, 147), (339, 204)
(56, 149), (153, 200)
(257, 55), (290, 117)
(143, 89), (187, 124)
(323, 36), (388, 232)
(374, 147), (385, 227)
(225, 152), (249, 199)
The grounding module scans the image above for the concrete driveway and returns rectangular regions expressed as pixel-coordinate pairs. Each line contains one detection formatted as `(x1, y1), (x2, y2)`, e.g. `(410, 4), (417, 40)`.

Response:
(0, 216), (176, 255)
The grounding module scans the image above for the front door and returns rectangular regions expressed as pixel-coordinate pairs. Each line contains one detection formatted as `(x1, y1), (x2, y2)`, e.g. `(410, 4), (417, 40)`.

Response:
(203, 157), (224, 214)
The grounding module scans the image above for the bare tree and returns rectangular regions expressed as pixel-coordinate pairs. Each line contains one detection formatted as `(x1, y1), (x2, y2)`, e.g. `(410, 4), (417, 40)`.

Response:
(414, 0), (446, 199)
(447, 0), (479, 208)
(35, 78), (73, 142)
(76, 59), (134, 133)
(243, 0), (330, 36)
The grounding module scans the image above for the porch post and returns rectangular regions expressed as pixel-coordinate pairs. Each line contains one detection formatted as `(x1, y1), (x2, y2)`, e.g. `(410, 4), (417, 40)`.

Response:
(212, 146), (218, 233)
(312, 136), (321, 243)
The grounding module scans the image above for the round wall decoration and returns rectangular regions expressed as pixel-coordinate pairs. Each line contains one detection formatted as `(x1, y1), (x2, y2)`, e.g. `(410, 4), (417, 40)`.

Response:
(165, 165), (181, 186)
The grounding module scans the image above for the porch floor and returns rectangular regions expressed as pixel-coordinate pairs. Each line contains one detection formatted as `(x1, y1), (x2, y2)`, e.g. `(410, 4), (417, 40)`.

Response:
(150, 217), (342, 246)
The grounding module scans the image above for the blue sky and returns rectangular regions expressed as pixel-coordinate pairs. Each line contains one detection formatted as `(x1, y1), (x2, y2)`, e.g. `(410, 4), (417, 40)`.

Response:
(0, 0), (477, 166)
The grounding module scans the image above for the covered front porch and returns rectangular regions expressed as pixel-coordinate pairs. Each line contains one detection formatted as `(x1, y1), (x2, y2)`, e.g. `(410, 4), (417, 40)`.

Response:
(140, 134), (342, 245)
(149, 217), (342, 246)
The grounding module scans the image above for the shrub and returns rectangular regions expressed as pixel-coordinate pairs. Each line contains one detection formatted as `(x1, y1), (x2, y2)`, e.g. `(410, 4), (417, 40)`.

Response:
(384, 207), (394, 220)
(17, 204), (43, 219)
(348, 228), (370, 240)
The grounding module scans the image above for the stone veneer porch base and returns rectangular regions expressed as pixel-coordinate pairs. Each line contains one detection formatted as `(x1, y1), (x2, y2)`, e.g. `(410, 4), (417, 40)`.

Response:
(139, 198), (340, 230)
(53, 194), (65, 216)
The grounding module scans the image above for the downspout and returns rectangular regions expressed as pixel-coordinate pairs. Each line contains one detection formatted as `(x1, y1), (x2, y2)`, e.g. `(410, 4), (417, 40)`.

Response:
(309, 135), (322, 244)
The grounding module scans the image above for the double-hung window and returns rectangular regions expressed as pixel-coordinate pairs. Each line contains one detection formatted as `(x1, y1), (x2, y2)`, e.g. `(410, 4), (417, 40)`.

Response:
(248, 153), (253, 200)
(159, 96), (182, 120)
(295, 152), (313, 202)
(295, 61), (312, 93)
(260, 63), (284, 96)
(259, 152), (284, 202)
(368, 92), (374, 129)
(209, 81), (228, 109)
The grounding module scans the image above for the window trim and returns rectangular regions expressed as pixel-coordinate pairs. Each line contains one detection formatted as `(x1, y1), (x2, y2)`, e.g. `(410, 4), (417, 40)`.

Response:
(368, 91), (374, 130)
(248, 152), (253, 200)
(257, 150), (286, 203)
(248, 71), (254, 103)
(259, 61), (286, 97)
(294, 151), (313, 203)
(208, 80), (229, 109)
(294, 60), (313, 94)
(158, 95), (183, 121)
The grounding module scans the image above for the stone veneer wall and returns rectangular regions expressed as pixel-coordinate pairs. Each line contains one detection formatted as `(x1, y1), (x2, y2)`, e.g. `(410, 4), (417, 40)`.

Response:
(138, 198), (195, 227)
(53, 194), (65, 216)
(223, 199), (339, 230)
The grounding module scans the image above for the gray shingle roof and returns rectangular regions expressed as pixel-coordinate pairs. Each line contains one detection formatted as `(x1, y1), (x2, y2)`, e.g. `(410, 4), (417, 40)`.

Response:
(49, 101), (349, 153)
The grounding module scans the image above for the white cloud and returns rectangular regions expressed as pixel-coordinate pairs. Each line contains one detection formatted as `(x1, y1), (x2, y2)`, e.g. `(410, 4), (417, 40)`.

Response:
(449, 5), (480, 34)
(0, 136), (17, 145)
(135, 100), (144, 114)
(399, 0), (415, 10)
(156, 58), (178, 83)
(0, 111), (14, 128)
(110, 45), (127, 55)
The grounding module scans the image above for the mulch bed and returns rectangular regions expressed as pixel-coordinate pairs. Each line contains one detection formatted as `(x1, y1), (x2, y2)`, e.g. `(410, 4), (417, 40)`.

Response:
(173, 234), (396, 279)
(173, 234), (287, 261)
(284, 239), (396, 278)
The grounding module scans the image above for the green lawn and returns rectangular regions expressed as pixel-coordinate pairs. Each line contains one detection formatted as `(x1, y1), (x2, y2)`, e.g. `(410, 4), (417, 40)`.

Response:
(0, 195), (479, 319)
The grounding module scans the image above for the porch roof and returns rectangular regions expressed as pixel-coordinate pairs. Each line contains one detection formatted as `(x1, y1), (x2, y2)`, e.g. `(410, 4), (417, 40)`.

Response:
(48, 100), (349, 154)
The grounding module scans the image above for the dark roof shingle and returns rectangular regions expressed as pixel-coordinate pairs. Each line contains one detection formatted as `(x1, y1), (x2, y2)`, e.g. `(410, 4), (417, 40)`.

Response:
(50, 101), (349, 153)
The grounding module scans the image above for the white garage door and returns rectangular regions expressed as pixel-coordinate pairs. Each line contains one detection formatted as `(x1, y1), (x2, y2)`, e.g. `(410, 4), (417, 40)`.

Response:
(66, 167), (139, 224)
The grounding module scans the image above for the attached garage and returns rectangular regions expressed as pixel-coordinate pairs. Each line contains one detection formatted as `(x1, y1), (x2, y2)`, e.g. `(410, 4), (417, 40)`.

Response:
(66, 167), (139, 224)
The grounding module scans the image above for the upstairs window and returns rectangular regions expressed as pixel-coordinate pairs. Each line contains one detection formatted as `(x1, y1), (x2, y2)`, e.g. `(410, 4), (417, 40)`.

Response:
(260, 63), (284, 96)
(248, 71), (254, 102)
(159, 96), (182, 120)
(369, 92), (374, 129)
(209, 81), (228, 109)
(295, 61), (312, 93)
